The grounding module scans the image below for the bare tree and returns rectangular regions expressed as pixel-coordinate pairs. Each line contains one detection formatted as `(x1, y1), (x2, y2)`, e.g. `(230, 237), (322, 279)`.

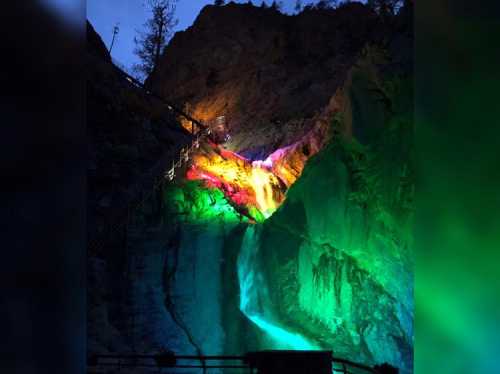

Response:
(133, 0), (178, 81)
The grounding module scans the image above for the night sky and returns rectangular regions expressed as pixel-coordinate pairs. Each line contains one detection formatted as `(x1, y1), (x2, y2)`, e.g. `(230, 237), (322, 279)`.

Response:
(87, 0), (328, 72)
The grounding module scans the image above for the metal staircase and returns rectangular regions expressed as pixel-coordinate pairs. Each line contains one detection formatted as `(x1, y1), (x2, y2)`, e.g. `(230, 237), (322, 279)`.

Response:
(88, 60), (219, 254)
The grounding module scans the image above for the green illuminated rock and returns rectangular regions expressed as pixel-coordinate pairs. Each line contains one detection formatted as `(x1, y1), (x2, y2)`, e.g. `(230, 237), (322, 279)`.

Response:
(161, 60), (414, 372)
(238, 72), (414, 371)
(163, 180), (248, 224)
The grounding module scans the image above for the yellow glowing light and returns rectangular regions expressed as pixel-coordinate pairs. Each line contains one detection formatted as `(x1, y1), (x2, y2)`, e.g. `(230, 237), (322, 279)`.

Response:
(189, 149), (285, 218)
(276, 164), (298, 187)
(193, 152), (248, 187)
(251, 166), (277, 217)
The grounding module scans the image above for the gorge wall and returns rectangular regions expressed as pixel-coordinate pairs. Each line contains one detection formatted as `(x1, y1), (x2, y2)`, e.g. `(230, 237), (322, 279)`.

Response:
(150, 1), (382, 158)
(88, 2), (414, 373)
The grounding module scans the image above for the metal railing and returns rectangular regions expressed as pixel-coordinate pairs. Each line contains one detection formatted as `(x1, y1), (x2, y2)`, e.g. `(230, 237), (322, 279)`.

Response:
(88, 56), (215, 254)
(87, 353), (380, 373)
(110, 58), (208, 133)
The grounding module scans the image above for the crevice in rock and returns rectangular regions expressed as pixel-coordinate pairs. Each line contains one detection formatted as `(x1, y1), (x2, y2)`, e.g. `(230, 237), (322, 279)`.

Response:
(162, 224), (207, 373)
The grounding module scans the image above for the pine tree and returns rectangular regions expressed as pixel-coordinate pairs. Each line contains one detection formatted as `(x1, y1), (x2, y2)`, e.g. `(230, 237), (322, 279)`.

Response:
(133, 0), (178, 81)
(303, 2), (315, 11)
(270, 1), (282, 11)
(294, 0), (303, 13)
(316, 0), (338, 10)
(367, 0), (404, 16)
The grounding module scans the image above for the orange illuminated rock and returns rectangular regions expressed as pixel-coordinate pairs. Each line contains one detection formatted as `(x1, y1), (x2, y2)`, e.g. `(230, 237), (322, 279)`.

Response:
(185, 114), (332, 220)
(187, 144), (285, 220)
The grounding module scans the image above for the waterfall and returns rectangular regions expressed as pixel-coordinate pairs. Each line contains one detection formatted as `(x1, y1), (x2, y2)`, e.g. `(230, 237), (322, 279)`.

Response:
(237, 225), (318, 350)
(250, 161), (277, 218)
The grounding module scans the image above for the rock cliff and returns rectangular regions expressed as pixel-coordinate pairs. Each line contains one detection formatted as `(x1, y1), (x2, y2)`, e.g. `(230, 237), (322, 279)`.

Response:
(87, 2), (414, 372)
(151, 2), (380, 158)
(87, 20), (193, 355)
(161, 11), (413, 369)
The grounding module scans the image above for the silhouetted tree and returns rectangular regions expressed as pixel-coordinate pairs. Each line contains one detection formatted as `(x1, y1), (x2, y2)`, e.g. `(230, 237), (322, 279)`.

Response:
(133, 0), (178, 81)
(367, 0), (404, 16)
(303, 2), (314, 11)
(316, 0), (339, 9)
(214, 0), (225, 5)
(294, 0), (303, 13)
(316, 0), (327, 9)
(260, 1), (268, 8)
(270, 1), (283, 11)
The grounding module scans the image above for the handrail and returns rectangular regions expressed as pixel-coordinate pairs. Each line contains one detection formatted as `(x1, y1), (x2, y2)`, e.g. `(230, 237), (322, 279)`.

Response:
(110, 59), (208, 132)
(88, 58), (213, 254)
(333, 356), (377, 372)
(88, 353), (380, 373)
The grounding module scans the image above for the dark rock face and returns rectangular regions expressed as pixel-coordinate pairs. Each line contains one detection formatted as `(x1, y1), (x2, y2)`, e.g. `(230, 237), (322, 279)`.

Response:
(87, 20), (192, 249)
(152, 2), (379, 156)
(87, 21), (111, 62)
(86, 20), (193, 355)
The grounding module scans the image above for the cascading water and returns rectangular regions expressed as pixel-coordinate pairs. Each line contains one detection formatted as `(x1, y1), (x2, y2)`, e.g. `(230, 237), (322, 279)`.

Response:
(181, 125), (331, 349)
(186, 146), (286, 223)
(249, 165), (277, 219)
(237, 225), (318, 350)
